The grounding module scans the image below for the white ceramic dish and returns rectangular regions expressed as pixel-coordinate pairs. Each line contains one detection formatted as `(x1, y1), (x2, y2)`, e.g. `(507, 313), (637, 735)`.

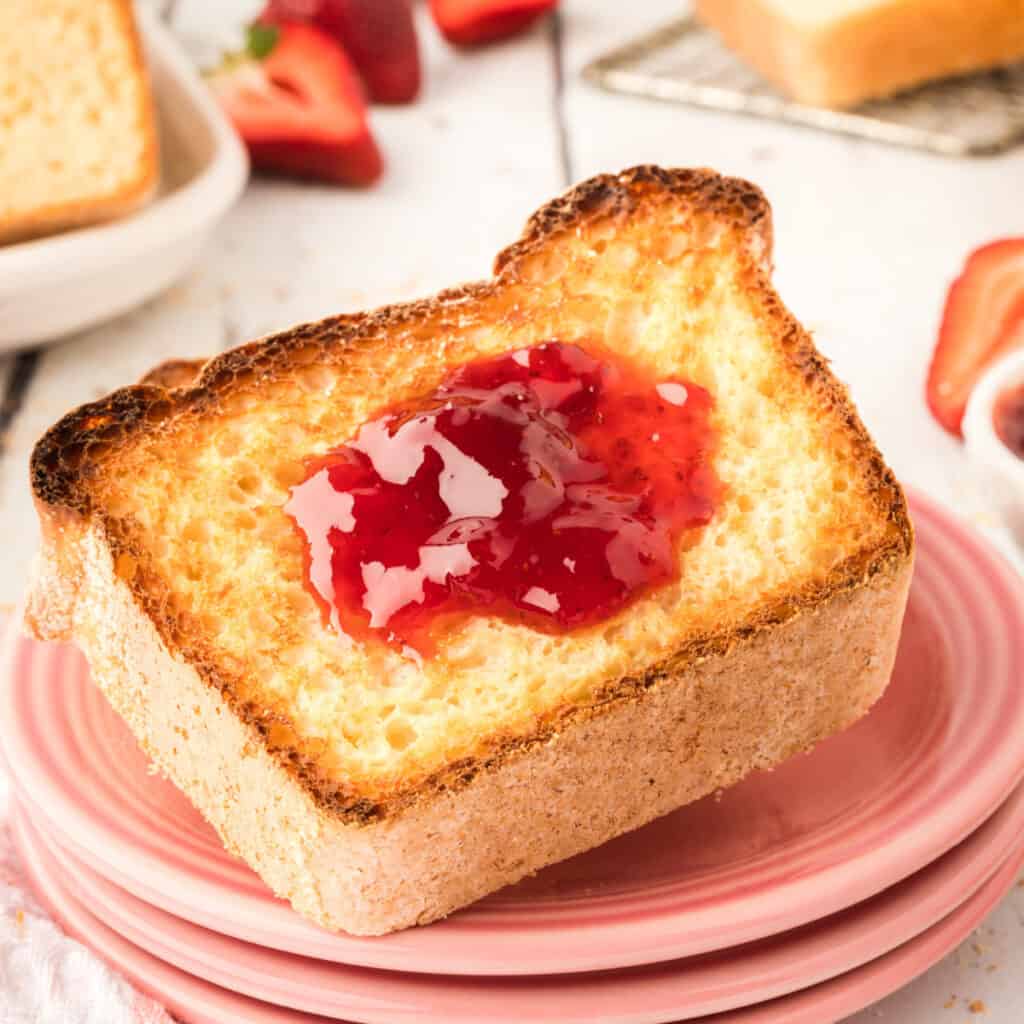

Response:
(963, 348), (1024, 548)
(0, 8), (248, 352)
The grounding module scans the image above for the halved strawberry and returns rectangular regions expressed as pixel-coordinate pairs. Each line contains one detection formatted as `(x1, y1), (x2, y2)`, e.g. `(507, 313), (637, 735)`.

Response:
(926, 238), (1024, 436)
(209, 21), (383, 186)
(263, 0), (421, 104)
(429, 0), (558, 47)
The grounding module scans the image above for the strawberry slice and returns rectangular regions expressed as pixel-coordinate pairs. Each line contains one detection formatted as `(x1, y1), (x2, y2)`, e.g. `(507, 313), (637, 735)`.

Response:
(263, 0), (421, 104)
(926, 238), (1024, 436)
(429, 0), (558, 46)
(210, 21), (383, 186)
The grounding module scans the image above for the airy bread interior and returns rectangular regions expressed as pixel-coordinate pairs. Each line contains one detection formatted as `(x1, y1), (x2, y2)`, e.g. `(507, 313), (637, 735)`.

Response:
(32, 169), (909, 818)
(0, 0), (156, 244)
(750, 0), (882, 25)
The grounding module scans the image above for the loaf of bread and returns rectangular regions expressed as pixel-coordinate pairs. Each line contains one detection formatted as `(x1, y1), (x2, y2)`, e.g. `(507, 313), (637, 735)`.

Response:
(25, 167), (914, 935)
(0, 0), (158, 245)
(695, 0), (1024, 108)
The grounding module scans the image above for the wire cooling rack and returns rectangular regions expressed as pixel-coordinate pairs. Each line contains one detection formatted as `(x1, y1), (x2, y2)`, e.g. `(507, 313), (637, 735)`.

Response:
(582, 16), (1024, 157)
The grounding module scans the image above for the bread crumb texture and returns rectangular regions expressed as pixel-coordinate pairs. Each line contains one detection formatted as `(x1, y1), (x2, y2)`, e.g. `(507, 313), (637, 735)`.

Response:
(0, 0), (154, 242)
(35, 169), (908, 813)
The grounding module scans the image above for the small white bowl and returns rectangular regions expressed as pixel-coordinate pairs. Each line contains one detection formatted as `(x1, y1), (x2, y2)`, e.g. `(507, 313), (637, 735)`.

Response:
(963, 347), (1024, 547)
(0, 8), (248, 352)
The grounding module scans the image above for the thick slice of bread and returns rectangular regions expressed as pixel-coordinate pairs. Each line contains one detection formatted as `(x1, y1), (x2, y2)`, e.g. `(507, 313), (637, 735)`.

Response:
(0, 0), (158, 246)
(25, 167), (913, 934)
(696, 0), (1024, 109)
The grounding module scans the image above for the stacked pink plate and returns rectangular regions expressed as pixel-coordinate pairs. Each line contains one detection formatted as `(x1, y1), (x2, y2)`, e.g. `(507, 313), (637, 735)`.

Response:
(4, 489), (1024, 1024)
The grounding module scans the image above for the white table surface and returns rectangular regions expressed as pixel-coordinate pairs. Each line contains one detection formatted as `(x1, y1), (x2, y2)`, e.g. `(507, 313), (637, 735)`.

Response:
(2, 1), (1024, 1020)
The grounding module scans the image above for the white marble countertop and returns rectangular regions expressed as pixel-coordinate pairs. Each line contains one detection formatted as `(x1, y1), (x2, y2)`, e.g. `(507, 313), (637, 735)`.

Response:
(2, 1), (1023, 1019)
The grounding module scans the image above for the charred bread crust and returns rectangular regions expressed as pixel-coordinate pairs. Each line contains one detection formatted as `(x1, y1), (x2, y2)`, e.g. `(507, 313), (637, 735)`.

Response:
(30, 168), (772, 512)
(138, 359), (208, 390)
(495, 165), (772, 275)
(29, 166), (914, 825)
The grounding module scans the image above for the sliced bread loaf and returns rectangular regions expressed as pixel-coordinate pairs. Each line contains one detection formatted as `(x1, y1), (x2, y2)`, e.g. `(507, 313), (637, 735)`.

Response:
(0, 0), (158, 245)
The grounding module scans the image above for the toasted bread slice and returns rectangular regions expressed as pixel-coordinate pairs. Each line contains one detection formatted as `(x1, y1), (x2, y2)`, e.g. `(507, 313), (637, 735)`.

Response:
(0, 0), (158, 246)
(25, 167), (913, 934)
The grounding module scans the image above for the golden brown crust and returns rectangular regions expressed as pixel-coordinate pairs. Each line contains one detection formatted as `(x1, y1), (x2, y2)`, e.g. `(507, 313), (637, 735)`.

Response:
(30, 168), (774, 510)
(0, 0), (158, 246)
(496, 165), (772, 275)
(29, 165), (913, 825)
(138, 359), (208, 390)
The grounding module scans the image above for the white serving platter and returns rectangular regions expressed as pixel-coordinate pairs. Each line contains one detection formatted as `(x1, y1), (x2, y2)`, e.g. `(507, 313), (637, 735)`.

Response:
(0, 8), (248, 352)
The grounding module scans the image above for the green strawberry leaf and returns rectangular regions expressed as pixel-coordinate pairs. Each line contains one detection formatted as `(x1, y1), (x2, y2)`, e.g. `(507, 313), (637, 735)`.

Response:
(247, 22), (280, 61)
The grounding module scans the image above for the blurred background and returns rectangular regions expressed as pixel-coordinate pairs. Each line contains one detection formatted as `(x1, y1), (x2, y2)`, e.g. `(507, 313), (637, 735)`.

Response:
(3, 0), (1022, 606)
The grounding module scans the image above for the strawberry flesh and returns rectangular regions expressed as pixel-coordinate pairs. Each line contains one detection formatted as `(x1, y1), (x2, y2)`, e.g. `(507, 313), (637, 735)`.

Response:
(429, 0), (557, 46)
(926, 238), (1024, 436)
(212, 20), (383, 186)
(263, 0), (421, 103)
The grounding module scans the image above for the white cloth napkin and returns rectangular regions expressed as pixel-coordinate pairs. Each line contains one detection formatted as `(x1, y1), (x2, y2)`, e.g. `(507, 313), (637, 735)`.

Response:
(0, 616), (173, 1024)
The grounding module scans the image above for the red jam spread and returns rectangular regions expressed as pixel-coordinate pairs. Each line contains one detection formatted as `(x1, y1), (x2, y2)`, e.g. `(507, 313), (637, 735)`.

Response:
(994, 382), (1024, 460)
(285, 342), (721, 656)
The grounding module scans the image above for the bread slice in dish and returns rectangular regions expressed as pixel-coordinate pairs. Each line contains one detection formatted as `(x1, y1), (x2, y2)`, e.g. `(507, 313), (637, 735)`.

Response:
(25, 166), (914, 935)
(695, 0), (1024, 109)
(0, 0), (158, 246)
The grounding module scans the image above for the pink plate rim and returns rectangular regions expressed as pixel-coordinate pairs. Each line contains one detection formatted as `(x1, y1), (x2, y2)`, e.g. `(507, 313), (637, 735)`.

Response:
(11, 801), (1024, 1024)
(3, 487), (1024, 976)
(16, 777), (1024, 1022)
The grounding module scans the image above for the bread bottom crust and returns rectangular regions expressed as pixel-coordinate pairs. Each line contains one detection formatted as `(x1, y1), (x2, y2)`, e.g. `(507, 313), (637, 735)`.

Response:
(26, 525), (913, 935)
(0, 177), (157, 246)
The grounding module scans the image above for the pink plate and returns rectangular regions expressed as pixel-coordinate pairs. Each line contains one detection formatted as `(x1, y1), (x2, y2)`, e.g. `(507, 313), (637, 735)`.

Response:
(17, 777), (1024, 1022)
(12, 804), (1024, 1024)
(3, 490), (1024, 976)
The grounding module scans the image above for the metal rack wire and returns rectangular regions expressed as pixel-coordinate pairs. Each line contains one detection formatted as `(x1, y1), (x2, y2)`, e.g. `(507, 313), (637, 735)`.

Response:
(582, 17), (1024, 157)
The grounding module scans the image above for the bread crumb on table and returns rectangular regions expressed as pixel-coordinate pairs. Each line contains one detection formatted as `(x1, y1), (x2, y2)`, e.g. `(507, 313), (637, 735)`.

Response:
(968, 999), (987, 1014)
